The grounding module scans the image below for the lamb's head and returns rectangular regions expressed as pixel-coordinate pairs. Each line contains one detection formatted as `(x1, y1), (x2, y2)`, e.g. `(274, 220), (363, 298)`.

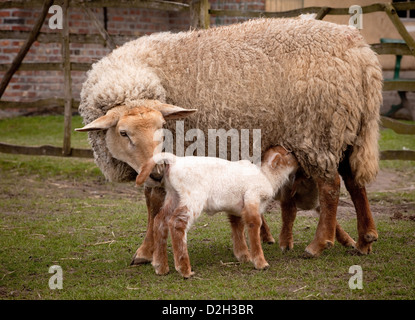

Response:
(261, 146), (299, 190)
(75, 100), (196, 174)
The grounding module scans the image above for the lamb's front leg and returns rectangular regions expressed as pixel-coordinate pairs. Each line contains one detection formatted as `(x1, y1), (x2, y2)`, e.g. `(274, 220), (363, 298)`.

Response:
(131, 186), (166, 265)
(228, 214), (250, 262)
(242, 203), (269, 270)
(168, 206), (194, 278)
(152, 208), (170, 275)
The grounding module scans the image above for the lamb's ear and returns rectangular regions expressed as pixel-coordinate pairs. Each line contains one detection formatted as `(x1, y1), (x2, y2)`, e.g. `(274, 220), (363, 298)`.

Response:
(147, 100), (197, 120)
(75, 112), (120, 132)
(268, 152), (282, 169)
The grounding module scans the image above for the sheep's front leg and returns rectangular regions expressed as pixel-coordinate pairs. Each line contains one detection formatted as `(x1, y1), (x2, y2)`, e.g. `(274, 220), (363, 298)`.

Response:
(169, 207), (194, 278)
(242, 203), (269, 270)
(131, 186), (166, 265)
(305, 174), (340, 257)
(228, 214), (250, 262)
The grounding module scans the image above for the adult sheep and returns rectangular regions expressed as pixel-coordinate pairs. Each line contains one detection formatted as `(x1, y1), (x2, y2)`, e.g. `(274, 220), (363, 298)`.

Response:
(77, 18), (383, 260)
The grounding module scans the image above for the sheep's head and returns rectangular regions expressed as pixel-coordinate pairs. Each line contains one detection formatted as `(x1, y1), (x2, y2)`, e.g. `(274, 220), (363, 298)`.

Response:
(75, 100), (196, 174)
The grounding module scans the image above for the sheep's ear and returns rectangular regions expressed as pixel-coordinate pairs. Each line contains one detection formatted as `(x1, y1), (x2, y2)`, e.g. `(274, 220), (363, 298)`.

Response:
(146, 100), (197, 120)
(75, 112), (120, 132)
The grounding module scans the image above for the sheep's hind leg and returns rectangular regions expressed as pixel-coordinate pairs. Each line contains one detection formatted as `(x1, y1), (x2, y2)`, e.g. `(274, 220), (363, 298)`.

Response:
(260, 215), (275, 244)
(304, 174), (340, 257)
(169, 207), (194, 278)
(339, 161), (377, 254)
(228, 214), (250, 262)
(131, 186), (165, 265)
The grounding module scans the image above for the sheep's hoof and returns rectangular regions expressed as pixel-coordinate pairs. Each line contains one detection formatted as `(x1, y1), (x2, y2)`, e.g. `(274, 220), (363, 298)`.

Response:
(355, 231), (377, 255)
(130, 252), (152, 265)
(153, 263), (169, 276)
(304, 240), (333, 258)
(181, 271), (195, 279)
(253, 259), (270, 270)
(261, 235), (275, 244)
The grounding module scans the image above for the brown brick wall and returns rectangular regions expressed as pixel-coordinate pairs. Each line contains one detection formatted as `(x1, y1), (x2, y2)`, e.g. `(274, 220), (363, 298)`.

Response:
(0, 1), (264, 104)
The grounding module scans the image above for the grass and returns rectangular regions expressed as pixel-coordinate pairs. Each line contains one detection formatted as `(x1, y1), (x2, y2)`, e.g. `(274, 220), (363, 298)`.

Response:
(0, 115), (414, 300)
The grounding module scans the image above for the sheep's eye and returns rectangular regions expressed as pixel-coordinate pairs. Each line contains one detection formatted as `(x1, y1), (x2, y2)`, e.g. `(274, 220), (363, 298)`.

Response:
(120, 130), (128, 137)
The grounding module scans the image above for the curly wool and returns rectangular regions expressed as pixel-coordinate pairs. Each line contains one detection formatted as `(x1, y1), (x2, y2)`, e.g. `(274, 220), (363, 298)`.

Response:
(79, 18), (383, 186)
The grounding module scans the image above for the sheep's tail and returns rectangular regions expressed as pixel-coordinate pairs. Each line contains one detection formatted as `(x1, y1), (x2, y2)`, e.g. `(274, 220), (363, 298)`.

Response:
(349, 47), (383, 187)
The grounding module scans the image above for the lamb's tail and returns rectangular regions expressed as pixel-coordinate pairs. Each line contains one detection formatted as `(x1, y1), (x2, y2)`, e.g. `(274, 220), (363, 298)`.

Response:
(135, 152), (176, 186)
(349, 47), (383, 187)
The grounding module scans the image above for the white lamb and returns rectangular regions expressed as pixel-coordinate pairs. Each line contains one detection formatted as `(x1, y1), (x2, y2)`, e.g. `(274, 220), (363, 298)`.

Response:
(135, 146), (298, 278)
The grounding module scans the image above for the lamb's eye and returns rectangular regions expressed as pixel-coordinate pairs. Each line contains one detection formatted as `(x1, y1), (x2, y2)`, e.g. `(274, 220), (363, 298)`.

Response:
(120, 130), (128, 137)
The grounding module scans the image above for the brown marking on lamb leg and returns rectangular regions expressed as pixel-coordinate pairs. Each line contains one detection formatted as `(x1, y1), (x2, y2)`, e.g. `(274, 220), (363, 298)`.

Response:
(279, 193), (297, 252)
(151, 205), (171, 275)
(260, 215), (275, 244)
(305, 174), (340, 257)
(242, 203), (269, 270)
(131, 186), (165, 265)
(228, 214), (250, 262)
(169, 206), (194, 279)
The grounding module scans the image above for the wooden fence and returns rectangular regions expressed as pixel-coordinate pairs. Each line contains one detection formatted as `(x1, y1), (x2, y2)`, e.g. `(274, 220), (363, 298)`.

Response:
(0, 0), (414, 161)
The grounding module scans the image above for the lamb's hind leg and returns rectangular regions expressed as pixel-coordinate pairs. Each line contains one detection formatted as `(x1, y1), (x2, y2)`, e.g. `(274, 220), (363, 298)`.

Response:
(228, 214), (250, 262)
(131, 186), (166, 265)
(242, 202), (269, 270)
(169, 206), (194, 278)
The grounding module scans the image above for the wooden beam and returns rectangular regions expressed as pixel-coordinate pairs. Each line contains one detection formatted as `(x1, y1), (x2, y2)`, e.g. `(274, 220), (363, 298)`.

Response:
(380, 150), (415, 161)
(0, 62), (91, 72)
(0, 0), (54, 98)
(384, 3), (415, 56)
(0, 30), (138, 46)
(190, 0), (210, 29)
(383, 80), (415, 91)
(381, 116), (415, 135)
(82, 5), (116, 50)
(0, 98), (79, 110)
(62, 0), (72, 156)
(315, 6), (330, 20)
(0, 0), (189, 11)
(0, 142), (93, 158)
(371, 42), (412, 56)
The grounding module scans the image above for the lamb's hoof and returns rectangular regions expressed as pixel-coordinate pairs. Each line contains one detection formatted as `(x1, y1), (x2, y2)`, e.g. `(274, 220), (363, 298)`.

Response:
(130, 252), (152, 265)
(181, 271), (195, 279)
